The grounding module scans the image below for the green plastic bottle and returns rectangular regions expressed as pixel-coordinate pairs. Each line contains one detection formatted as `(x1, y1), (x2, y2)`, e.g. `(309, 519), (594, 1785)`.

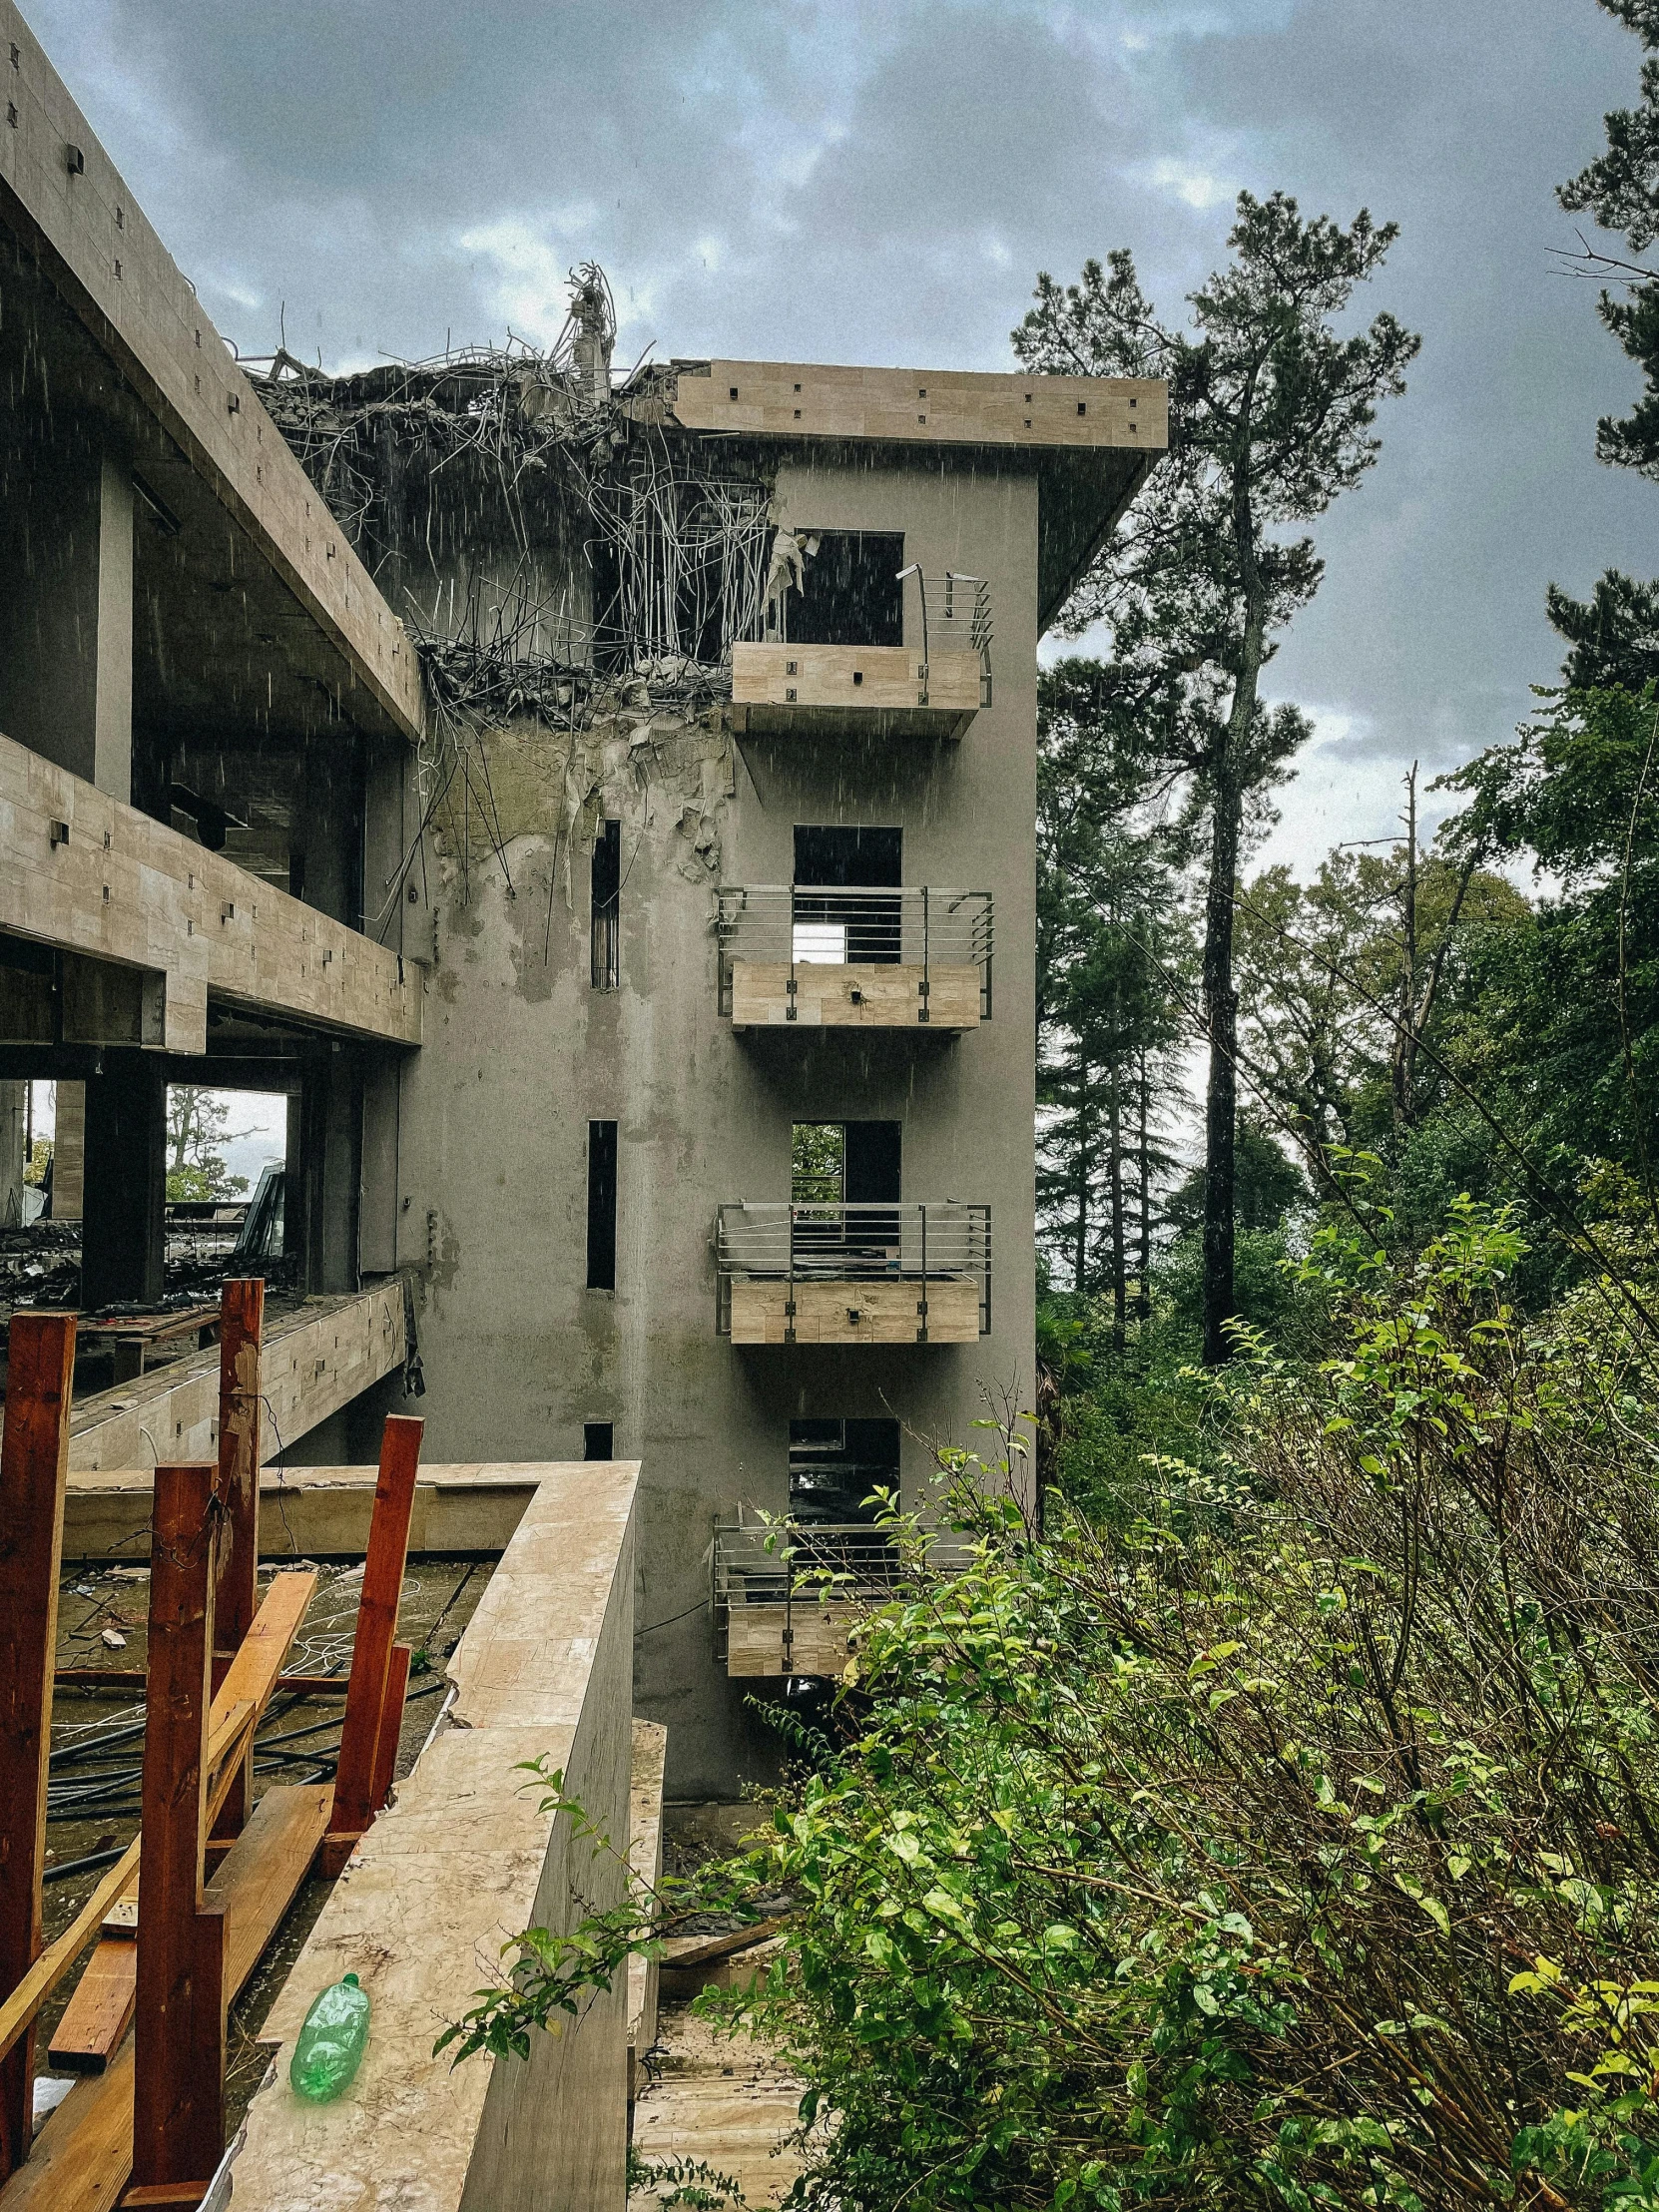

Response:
(288, 1971), (370, 2102)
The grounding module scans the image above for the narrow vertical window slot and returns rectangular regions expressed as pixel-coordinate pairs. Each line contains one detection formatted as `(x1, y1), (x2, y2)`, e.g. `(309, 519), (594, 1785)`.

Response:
(583, 1420), (615, 1460)
(587, 1119), (618, 1290)
(591, 819), (621, 990)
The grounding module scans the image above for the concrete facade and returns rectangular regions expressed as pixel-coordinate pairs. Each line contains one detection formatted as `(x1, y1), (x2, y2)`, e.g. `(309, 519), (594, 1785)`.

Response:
(389, 451), (1050, 1793)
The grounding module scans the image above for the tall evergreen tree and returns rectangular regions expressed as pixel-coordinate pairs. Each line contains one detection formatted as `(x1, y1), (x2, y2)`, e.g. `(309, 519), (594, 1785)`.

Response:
(1015, 195), (1417, 1360)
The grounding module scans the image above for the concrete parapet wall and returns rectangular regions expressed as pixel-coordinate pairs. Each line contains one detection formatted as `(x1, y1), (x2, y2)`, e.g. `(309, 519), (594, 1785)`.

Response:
(225, 1461), (639, 2212)
(0, 732), (422, 1051)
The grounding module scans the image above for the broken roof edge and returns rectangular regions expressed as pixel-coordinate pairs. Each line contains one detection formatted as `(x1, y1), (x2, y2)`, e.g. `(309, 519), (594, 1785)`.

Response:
(0, 0), (426, 749)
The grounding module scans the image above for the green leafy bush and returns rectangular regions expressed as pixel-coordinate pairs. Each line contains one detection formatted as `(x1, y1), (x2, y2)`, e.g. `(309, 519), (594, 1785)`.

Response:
(707, 1201), (1659, 2209)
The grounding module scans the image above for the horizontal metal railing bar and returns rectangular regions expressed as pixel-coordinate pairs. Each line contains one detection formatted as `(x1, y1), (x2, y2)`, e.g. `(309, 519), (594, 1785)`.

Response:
(713, 1519), (976, 1600)
(715, 884), (993, 969)
(716, 1201), (990, 1282)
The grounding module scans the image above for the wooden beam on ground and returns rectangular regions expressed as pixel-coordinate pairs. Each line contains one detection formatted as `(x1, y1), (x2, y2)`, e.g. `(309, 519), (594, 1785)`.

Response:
(0, 1311), (76, 2182)
(128, 1464), (224, 2203)
(0, 2033), (134, 2212)
(208, 1784), (332, 1996)
(0, 1842), (138, 2068)
(210, 1280), (264, 1845)
(51, 1573), (316, 2075)
(321, 1415), (423, 1875)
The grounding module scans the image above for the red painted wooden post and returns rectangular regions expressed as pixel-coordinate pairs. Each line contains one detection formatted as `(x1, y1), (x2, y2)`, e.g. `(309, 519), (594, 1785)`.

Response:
(323, 1415), (423, 1872)
(210, 1278), (264, 1844)
(369, 1642), (412, 1814)
(0, 1313), (76, 2181)
(130, 1463), (225, 2199)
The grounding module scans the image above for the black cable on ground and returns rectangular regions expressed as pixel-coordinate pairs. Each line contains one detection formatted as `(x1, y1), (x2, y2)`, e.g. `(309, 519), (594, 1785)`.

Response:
(43, 1844), (131, 1884)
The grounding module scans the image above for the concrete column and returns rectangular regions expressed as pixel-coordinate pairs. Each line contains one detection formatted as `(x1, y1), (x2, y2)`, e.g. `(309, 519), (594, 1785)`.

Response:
(51, 1081), (86, 1221)
(0, 440), (133, 800)
(358, 1055), (400, 1276)
(0, 1083), (24, 1228)
(80, 1055), (167, 1310)
(297, 1051), (361, 1294)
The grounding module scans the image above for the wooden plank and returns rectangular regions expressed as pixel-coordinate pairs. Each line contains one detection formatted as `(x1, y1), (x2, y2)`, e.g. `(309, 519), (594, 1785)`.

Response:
(0, 2033), (134, 2212)
(368, 1642), (411, 1814)
(0, 1840), (137, 2067)
(0, 1311), (76, 2181)
(211, 1278), (264, 1843)
(130, 1464), (222, 2196)
(52, 1575), (313, 2074)
(45, 1939), (137, 2077)
(662, 1916), (793, 1970)
(322, 1415), (422, 1871)
(207, 1784), (332, 1997)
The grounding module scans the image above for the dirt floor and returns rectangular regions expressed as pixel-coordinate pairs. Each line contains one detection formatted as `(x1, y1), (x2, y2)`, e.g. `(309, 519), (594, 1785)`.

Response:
(36, 1553), (494, 2133)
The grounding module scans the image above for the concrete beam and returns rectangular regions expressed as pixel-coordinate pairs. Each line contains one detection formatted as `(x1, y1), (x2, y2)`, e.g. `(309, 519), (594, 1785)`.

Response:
(48, 1282), (407, 1478)
(0, 4), (425, 746)
(0, 732), (422, 1050)
(227, 1462), (639, 2212)
(62, 1460), (547, 1563)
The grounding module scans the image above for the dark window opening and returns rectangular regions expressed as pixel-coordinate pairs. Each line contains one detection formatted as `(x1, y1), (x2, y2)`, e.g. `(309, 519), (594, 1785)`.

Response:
(793, 826), (901, 887)
(793, 827), (903, 963)
(776, 530), (904, 648)
(583, 1420), (614, 1460)
(789, 1417), (900, 1524)
(792, 1121), (901, 1257)
(586, 1119), (617, 1291)
(591, 820), (621, 991)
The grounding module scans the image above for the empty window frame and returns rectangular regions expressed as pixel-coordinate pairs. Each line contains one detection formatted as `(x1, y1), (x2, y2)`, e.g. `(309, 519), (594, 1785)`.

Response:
(788, 1416), (900, 1523)
(771, 531), (904, 648)
(591, 820), (621, 990)
(792, 827), (903, 964)
(583, 1420), (615, 1460)
(587, 1119), (618, 1291)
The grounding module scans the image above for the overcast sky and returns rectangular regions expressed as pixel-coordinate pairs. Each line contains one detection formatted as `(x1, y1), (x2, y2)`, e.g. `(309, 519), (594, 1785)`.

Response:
(28, 0), (1655, 873)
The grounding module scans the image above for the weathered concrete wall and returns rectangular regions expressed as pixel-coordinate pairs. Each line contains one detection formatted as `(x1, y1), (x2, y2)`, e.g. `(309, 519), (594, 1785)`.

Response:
(392, 454), (1039, 1797)
(226, 1461), (638, 2212)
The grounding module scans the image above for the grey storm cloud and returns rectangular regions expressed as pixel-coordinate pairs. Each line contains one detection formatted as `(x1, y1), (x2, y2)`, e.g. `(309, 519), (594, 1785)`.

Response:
(27, 0), (1658, 867)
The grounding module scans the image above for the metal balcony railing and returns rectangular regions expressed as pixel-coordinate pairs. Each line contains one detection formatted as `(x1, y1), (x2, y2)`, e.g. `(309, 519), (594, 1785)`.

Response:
(712, 1514), (976, 1673)
(715, 884), (992, 1020)
(716, 1201), (991, 1339)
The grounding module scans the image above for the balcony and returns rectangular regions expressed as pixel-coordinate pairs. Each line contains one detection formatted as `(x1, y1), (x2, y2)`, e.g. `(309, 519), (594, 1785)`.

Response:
(716, 884), (992, 1029)
(716, 1202), (990, 1345)
(713, 1516), (973, 1677)
(729, 570), (992, 741)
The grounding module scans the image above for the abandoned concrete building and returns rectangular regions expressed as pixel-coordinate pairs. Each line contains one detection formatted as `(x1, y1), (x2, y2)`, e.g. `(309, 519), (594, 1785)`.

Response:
(0, 3), (1166, 2204)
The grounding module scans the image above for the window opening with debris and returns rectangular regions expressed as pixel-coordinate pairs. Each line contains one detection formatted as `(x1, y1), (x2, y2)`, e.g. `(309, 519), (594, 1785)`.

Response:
(767, 530), (904, 648)
(590, 819), (621, 989)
